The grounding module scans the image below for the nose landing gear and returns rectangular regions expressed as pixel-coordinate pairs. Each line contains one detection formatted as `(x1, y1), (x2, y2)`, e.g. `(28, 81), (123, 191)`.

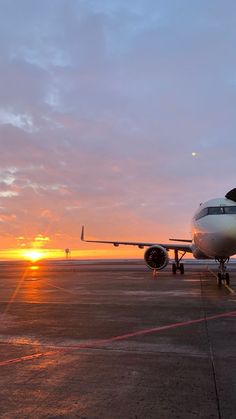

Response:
(216, 258), (230, 285)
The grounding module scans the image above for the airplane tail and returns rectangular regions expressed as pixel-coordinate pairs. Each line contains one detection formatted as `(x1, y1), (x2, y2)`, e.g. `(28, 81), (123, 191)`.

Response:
(225, 188), (236, 202)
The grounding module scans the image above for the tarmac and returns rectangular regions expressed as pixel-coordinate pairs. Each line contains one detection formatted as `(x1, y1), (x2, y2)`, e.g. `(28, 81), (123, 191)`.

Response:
(0, 259), (236, 419)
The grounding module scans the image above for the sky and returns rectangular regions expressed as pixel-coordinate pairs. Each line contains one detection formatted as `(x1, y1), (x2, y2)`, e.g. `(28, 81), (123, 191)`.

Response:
(0, 0), (236, 259)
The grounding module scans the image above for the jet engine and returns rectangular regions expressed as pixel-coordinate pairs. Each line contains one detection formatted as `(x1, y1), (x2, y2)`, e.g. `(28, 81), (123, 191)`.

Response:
(144, 245), (169, 270)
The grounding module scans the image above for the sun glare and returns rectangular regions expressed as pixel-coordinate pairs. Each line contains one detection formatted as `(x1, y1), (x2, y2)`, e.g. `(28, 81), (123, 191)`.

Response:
(23, 250), (44, 262)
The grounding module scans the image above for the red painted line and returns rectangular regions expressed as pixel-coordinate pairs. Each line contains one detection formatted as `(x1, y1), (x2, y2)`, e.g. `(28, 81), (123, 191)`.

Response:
(61, 310), (236, 349)
(0, 350), (57, 367)
(0, 310), (235, 367)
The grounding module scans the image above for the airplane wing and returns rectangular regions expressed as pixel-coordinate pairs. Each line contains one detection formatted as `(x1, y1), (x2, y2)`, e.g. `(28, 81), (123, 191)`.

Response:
(81, 226), (193, 253)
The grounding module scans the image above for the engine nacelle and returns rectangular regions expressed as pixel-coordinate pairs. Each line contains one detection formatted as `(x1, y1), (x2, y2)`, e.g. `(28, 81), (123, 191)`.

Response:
(144, 245), (169, 270)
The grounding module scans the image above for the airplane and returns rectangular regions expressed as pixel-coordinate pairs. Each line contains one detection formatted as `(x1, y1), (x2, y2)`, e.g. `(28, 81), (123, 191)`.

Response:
(81, 188), (236, 285)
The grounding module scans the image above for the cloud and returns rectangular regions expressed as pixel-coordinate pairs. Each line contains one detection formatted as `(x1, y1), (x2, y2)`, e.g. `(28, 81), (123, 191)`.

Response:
(0, 108), (37, 132)
(0, 0), (236, 254)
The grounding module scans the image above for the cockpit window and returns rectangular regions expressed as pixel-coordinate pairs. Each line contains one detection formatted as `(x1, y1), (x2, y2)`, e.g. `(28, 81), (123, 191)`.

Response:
(208, 207), (224, 215)
(195, 206), (236, 220)
(195, 207), (208, 220)
(224, 206), (236, 214)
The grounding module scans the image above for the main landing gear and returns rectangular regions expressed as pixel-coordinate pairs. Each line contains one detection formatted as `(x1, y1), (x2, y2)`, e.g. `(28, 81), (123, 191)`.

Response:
(172, 249), (186, 275)
(216, 258), (230, 285)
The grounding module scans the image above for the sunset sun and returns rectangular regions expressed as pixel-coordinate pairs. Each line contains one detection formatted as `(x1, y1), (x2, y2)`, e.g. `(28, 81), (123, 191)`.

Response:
(23, 250), (44, 262)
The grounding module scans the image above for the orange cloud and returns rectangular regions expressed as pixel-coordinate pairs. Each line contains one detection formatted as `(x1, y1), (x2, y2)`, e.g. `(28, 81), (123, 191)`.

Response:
(32, 234), (50, 248)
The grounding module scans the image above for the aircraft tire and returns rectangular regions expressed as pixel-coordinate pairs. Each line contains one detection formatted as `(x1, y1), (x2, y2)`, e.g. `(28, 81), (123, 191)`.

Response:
(180, 263), (184, 274)
(225, 272), (230, 285)
(217, 273), (222, 286)
(172, 263), (177, 274)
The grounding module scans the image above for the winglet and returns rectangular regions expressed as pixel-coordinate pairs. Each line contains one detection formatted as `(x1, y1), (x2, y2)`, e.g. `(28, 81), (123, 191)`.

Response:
(81, 225), (85, 241)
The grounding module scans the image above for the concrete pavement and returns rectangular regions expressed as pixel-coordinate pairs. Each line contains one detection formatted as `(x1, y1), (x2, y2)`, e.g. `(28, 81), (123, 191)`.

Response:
(0, 260), (236, 418)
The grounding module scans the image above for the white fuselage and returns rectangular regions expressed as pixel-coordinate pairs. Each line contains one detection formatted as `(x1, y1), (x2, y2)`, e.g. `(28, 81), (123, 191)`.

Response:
(191, 197), (236, 259)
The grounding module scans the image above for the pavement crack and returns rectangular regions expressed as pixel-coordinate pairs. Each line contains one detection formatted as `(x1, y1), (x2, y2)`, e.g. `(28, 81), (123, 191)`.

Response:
(200, 273), (222, 419)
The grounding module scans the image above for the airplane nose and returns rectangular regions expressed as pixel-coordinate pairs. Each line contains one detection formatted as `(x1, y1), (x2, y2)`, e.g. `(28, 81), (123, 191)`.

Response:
(211, 216), (236, 256)
(197, 215), (236, 257)
(222, 219), (236, 238)
(210, 215), (236, 235)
